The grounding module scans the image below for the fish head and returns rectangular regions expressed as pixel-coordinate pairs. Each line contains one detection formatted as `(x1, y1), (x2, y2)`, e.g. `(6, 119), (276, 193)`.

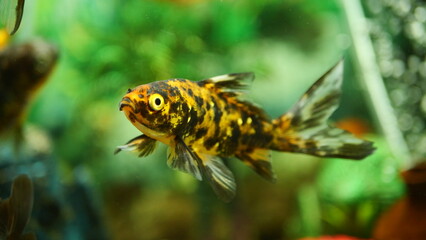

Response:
(119, 80), (186, 142)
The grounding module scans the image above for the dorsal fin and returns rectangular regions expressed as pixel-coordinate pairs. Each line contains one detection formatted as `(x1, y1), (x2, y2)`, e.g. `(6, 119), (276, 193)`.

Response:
(198, 72), (254, 94)
(199, 72), (270, 121)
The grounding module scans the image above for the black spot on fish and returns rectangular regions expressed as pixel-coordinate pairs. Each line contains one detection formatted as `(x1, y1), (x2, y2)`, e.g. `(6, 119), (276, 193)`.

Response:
(224, 122), (240, 155)
(187, 88), (194, 97)
(169, 102), (181, 114)
(194, 96), (204, 107)
(304, 141), (317, 150)
(149, 81), (169, 95)
(127, 88), (132, 93)
(197, 113), (206, 125)
(132, 101), (142, 114)
(224, 104), (230, 112)
(181, 102), (189, 114)
(204, 138), (217, 150)
(241, 134), (251, 145)
(260, 133), (273, 147)
(195, 127), (208, 140)
(228, 102), (238, 111)
(173, 78), (186, 82)
(213, 105), (222, 124)
(176, 103), (194, 135)
(254, 123), (264, 137)
(230, 124), (240, 142)
(138, 102), (157, 122)
(239, 117), (273, 148)
(240, 110), (249, 123)
(167, 86), (180, 97)
(213, 125), (221, 139)
(128, 113), (136, 123)
(188, 109), (198, 127)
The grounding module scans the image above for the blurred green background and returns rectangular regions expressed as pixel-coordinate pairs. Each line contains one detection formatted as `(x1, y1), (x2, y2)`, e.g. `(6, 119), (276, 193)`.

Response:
(2, 0), (421, 239)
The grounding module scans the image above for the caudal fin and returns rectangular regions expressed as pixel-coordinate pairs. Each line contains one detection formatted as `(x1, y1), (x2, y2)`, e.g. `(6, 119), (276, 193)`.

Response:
(271, 60), (375, 159)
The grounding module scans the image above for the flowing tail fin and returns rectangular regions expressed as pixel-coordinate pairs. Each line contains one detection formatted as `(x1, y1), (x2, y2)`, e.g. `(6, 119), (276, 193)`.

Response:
(271, 60), (375, 159)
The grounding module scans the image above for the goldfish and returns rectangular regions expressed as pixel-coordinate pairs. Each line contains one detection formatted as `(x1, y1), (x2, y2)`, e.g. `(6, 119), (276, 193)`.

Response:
(116, 60), (375, 201)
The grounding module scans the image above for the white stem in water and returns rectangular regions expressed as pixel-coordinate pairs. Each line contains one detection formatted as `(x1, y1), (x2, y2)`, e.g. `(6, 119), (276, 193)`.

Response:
(341, 0), (413, 168)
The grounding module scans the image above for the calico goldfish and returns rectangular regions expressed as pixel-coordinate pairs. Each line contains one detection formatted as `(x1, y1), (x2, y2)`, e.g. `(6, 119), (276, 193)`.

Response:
(116, 60), (375, 201)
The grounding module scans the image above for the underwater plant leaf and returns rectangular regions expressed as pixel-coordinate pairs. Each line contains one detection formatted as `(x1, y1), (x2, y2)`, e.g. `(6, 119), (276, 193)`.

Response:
(8, 174), (33, 239)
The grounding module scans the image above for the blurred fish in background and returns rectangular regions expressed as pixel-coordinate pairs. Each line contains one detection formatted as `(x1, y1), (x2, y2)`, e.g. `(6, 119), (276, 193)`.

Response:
(0, 39), (58, 149)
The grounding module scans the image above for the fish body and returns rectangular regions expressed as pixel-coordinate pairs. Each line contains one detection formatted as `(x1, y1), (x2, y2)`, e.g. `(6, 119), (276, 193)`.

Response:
(116, 60), (375, 201)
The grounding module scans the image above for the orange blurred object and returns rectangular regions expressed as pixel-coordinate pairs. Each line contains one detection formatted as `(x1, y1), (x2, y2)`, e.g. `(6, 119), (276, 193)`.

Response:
(373, 162), (426, 239)
(336, 117), (371, 137)
(299, 235), (371, 240)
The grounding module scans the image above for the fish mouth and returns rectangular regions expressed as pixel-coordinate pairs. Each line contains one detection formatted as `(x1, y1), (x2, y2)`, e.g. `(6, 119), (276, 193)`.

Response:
(119, 97), (134, 111)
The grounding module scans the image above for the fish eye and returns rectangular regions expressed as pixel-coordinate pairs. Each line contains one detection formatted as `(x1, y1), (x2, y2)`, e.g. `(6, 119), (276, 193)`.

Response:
(148, 93), (165, 111)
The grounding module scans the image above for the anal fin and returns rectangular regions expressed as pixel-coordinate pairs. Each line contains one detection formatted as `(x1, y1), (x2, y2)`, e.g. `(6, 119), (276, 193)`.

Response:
(236, 148), (276, 182)
(115, 135), (157, 157)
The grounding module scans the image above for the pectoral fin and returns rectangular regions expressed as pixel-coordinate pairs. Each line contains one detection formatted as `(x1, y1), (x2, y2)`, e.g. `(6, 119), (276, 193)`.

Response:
(202, 155), (236, 202)
(167, 138), (203, 180)
(115, 135), (157, 157)
(168, 138), (236, 202)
